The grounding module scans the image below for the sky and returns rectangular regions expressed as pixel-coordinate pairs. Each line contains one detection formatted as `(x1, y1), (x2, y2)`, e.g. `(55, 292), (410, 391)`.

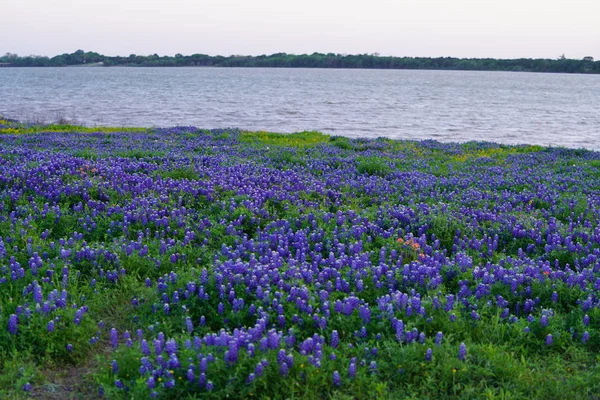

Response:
(2, 0), (599, 59)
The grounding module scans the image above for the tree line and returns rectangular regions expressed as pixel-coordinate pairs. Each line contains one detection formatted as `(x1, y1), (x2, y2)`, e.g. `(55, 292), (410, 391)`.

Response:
(1, 50), (598, 74)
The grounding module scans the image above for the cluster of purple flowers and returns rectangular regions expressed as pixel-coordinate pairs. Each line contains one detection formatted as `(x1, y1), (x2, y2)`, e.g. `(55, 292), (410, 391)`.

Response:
(1, 125), (599, 396)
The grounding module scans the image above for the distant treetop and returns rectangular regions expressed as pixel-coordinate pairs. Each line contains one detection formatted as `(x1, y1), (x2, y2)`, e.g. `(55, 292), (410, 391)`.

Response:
(1, 50), (599, 74)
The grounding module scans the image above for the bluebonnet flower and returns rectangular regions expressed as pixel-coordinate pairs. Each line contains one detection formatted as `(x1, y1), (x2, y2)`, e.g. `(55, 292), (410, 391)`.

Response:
(280, 363), (289, 376)
(185, 317), (194, 333)
(255, 362), (265, 377)
(141, 339), (150, 356)
(110, 328), (118, 349)
(225, 342), (239, 364)
(331, 330), (339, 349)
(348, 361), (357, 378)
(545, 334), (553, 346)
(165, 338), (177, 355)
(8, 314), (17, 334)
(333, 371), (341, 386)
(425, 348), (433, 361)
(458, 343), (467, 360)
(582, 331), (590, 344)
(147, 377), (156, 389)
(369, 361), (377, 373)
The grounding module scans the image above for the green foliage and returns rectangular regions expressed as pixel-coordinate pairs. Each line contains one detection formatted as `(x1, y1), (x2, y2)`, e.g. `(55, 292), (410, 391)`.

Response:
(153, 167), (200, 181)
(330, 136), (353, 150)
(426, 213), (462, 254)
(73, 148), (98, 160)
(3, 51), (600, 74)
(0, 354), (41, 398)
(240, 130), (330, 148)
(269, 150), (307, 167)
(115, 149), (166, 159)
(356, 157), (392, 177)
(3, 122), (600, 399)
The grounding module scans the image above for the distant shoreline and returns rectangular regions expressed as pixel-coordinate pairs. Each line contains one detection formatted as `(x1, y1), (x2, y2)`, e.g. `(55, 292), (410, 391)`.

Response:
(1, 50), (598, 74)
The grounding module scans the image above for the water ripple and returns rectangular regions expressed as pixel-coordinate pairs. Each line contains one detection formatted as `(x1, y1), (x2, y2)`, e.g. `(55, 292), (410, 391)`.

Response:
(1, 67), (599, 149)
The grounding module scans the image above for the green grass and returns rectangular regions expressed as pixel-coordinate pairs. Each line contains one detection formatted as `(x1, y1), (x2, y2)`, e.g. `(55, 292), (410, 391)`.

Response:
(153, 167), (200, 181)
(2, 119), (600, 399)
(240, 130), (330, 148)
(357, 156), (392, 177)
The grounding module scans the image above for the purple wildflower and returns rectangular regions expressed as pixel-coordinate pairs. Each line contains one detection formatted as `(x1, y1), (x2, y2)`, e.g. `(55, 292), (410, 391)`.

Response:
(425, 348), (433, 361)
(333, 371), (341, 386)
(348, 362), (357, 378)
(8, 314), (17, 335)
(582, 331), (590, 344)
(458, 343), (467, 360)
(280, 363), (289, 376)
(369, 361), (377, 373)
(255, 362), (265, 377)
(165, 338), (177, 355)
(147, 377), (156, 389)
(185, 317), (193, 333)
(331, 330), (339, 349)
(110, 328), (118, 349)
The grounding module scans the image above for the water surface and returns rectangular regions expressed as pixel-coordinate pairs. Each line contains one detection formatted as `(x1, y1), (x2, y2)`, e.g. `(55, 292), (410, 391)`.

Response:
(1, 67), (598, 149)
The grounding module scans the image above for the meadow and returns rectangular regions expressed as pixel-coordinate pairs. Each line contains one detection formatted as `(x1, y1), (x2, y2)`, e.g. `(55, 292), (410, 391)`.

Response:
(1, 117), (600, 399)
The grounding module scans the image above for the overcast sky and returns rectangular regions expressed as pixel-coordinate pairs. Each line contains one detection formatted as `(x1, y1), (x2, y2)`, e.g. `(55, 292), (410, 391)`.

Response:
(2, 0), (599, 59)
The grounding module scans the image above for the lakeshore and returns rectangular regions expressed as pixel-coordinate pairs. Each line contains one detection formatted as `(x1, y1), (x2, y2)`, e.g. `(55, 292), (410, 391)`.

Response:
(1, 119), (600, 398)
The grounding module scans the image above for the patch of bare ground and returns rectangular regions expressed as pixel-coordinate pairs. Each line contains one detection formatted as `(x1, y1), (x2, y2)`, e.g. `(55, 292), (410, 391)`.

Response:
(31, 345), (111, 400)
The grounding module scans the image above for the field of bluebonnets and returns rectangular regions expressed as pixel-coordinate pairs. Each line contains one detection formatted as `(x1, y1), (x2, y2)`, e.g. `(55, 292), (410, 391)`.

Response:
(1, 116), (600, 399)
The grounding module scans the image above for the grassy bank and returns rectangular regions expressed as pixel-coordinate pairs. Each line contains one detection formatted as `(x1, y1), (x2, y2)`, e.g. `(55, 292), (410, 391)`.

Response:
(1, 117), (600, 399)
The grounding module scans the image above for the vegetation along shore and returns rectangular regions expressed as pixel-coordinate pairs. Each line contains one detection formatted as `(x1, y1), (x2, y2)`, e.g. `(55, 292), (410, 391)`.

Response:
(1, 50), (599, 74)
(1, 117), (600, 398)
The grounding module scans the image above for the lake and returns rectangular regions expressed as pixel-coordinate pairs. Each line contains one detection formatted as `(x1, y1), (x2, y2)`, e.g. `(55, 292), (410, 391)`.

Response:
(1, 67), (599, 149)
